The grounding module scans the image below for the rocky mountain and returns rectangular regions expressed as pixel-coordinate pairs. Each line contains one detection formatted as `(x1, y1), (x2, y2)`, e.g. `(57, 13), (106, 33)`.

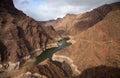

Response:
(0, 0), (120, 78)
(55, 2), (120, 77)
(0, 0), (73, 78)
(46, 3), (119, 35)
(0, 0), (59, 63)
(39, 18), (62, 27)
(41, 1), (120, 77)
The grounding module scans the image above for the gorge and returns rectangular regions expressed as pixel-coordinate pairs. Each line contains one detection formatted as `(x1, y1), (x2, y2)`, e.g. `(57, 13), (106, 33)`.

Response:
(0, 0), (120, 78)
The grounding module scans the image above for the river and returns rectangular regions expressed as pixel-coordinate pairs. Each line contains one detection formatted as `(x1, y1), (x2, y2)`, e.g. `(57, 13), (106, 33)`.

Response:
(35, 37), (72, 64)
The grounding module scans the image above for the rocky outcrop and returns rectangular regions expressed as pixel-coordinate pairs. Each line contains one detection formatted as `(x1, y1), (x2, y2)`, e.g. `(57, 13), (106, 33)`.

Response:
(11, 60), (74, 78)
(77, 65), (120, 78)
(0, 0), (58, 63)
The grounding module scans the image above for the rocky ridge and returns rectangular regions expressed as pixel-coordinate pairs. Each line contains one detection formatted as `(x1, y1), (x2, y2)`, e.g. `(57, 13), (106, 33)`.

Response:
(45, 3), (118, 35)
(0, 0), (59, 63)
(39, 18), (62, 27)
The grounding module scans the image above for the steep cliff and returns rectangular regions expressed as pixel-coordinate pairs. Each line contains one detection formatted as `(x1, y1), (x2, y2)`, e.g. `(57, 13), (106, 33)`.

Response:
(0, 0), (57, 63)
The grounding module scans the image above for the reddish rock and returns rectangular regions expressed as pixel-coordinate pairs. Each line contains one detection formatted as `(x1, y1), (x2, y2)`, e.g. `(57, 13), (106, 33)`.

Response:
(45, 4), (115, 35)
(57, 2), (120, 71)
(0, 0), (57, 63)
(0, 0), (120, 78)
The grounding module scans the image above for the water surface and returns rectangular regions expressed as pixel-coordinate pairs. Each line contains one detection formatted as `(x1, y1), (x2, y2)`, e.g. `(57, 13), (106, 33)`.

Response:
(35, 37), (72, 64)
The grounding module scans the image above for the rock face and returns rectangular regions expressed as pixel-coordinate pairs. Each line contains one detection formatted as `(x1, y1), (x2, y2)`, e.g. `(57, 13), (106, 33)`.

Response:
(0, 0), (58, 63)
(12, 60), (73, 78)
(56, 2), (120, 71)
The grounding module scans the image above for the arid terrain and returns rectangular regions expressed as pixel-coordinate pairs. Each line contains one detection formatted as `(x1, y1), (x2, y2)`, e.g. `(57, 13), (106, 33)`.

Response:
(0, 0), (120, 78)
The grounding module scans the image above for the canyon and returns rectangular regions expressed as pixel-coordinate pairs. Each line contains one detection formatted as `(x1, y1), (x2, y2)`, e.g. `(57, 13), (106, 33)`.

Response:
(0, 0), (120, 78)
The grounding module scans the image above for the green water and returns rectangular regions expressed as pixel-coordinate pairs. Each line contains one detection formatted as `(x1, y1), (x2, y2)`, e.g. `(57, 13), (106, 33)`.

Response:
(35, 37), (72, 64)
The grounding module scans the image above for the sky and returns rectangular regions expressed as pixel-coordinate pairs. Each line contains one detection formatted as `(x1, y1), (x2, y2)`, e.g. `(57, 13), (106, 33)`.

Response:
(13, 0), (120, 21)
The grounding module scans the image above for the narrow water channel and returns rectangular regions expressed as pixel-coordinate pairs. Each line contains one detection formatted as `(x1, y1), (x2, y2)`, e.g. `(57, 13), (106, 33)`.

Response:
(35, 37), (72, 64)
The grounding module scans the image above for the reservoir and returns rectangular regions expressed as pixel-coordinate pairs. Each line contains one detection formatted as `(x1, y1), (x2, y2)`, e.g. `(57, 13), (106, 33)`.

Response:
(35, 37), (72, 64)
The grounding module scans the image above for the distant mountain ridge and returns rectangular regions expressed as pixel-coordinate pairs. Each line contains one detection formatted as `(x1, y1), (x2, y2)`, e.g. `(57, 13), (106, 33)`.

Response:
(44, 2), (120, 35)
(39, 18), (62, 27)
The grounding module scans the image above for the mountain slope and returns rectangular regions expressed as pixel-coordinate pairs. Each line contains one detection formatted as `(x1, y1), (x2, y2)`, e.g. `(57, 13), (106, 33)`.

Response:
(46, 3), (119, 35)
(0, 0), (58, 63)
(56, 2), (120, 71)
(0, 0), (73, 78)
(0, 0), (120, 78)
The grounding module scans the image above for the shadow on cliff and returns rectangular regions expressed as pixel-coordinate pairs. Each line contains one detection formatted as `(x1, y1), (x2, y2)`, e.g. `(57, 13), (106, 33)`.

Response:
(17, 26), (33, 52)
(0, 41), (8, 63)
(75, 65), (120, 78)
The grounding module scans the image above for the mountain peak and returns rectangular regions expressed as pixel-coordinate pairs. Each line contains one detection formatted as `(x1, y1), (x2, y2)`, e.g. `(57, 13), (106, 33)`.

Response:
(0, 0), (15, 8)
